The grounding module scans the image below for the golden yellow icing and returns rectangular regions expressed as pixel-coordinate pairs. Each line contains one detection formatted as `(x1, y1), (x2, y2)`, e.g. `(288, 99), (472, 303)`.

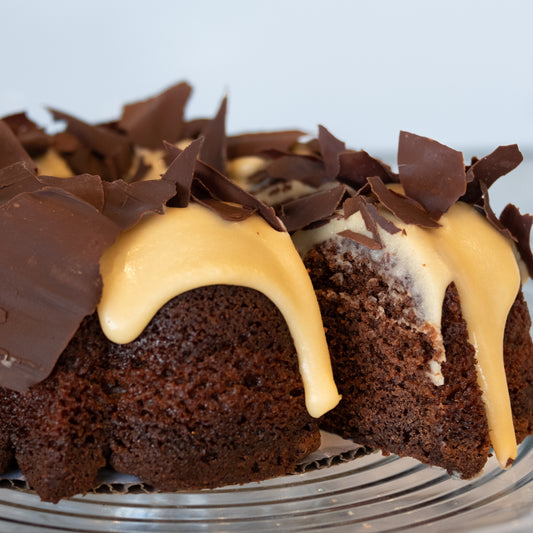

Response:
(98, 203), (340, 418)
(35, 149), (73, 177)
(294, 201), (522, 468)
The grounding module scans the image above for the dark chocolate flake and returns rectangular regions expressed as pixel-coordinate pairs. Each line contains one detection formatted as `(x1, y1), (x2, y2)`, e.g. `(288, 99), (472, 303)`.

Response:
(368, 176), (440, 228)
(463, 144), (524, 204)
(199, 97), (227, 173)
(50, 109), (133, 181)
(163, 137), (204, 208)
(119, 82), (192, 149)
(0, 120), (37, 173)
(398, 131), (466, 219)
(227, 130), (304, 159)
(318, 125), (345, 179)
(0, 187), (119, 392)
(500, 204), (533, 278)
(337, 229), (382, 250)
(279, 184), (346, 233)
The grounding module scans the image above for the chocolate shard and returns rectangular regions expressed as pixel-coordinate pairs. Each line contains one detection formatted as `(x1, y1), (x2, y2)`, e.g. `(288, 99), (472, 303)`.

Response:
(0, 162), (42, 205)
(264, 154), (328, 188)
(2, 112), (50, 157)
(0, 120), (37, 173)
(0, 186), (119, 392)
(38, 174), (105, 211)
(398, 131), (466, 219)
(368, 175), (441, 228)
(194, 159), (285, 231)
(318, 125), (345, 179)
(163, 137), (204, 208)
(163, 141), (285, 231)
(463, 144), (524, 204)
(49, 109), (133, 181)
(360, 195), (401, 236)
(0, 162), (180, 392)
(478, 180), (515, 241)
(500, 203), (533, 278)
(101, 179), (176, 230)
(337, 229), (382, 250)
(279, 184), (346, 233)
(199, 97), (227, 173)
(118, 82), (192, 149)
(339, 150), (398, 190)
(193, 196), (256, 222)
(227, 130), (304, 159)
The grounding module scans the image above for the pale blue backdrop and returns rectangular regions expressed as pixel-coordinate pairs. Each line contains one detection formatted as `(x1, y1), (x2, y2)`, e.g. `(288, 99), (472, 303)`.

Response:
(1, 0), (532, 189)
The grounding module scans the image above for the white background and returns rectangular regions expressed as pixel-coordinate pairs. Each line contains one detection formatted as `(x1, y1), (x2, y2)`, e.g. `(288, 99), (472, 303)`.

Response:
(1, 0), (532, 197)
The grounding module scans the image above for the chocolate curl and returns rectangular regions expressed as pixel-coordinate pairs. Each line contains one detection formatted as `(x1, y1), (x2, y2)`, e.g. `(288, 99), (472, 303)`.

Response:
(163, 141), (284, 231)
(163, 137), (204, 208)
(280, 184), (346, 233)
(199, 96), (227, 173)
(227, 130), (304, 159)
(500, 204), (533, 278)
(0, 166), (181, 392)
(338, 229), (382, 250)
(264, 154), (328, 188)
(463, 144), (524, 205)
(0, 162), (41, 204)
(49, 109), (133, 181)
(318, 125), (345, 179)
(118, 82), (192, 149)
(368, 175), (440, 228)
(2, 112), (50, 157)
(339, 150), (397, 190)
(398, 131), (466, 219)
(0, 120), (37, 173)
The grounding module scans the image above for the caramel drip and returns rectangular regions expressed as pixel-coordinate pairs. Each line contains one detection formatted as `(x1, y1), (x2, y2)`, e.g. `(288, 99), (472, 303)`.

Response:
(98, 204), (340, 418)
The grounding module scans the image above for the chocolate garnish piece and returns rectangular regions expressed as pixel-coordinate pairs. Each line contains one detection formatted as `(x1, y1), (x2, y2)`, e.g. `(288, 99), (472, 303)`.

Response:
(500, 203), (533, 278)
(227, 130), (304, 159)
(163, 137), (204, 208)
(368, 175), (440, 228)
(279, 184), (346, 233)
(398, 131), (466, 219)
(164, 141), (284, 231)
(318, 125), (345, 179)
(0, 121), (37, 173)
(0, 308), (6, 324)
(478, 180), (515, 241)
(265, 154), (328, 188)
(194, 196), (256, 223)
(0, 162), (41, 204)
(49, 109), (133, 181)
(0, 187), (118, 392)
(38, 174), (105, 211)
(339, 150), (398, 189)
(199, 97), (227, 173)
(118, 82), (192, 149)
(337, 229), (382, 250)
(0, 165), (181, 392)
(462, 144), (524, 204)
(2, 113), (50, 157)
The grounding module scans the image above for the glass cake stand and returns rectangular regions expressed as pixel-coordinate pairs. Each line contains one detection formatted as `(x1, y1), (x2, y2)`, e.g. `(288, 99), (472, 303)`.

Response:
(0, 224), (532, 533)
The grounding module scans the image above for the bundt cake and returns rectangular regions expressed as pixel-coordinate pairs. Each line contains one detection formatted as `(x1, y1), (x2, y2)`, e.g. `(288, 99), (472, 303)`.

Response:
(1, 81), (532, 502)
(0, 112), (340, 502)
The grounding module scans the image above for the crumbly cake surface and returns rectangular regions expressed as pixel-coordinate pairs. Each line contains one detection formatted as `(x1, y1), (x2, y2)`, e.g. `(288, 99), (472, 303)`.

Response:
(307, 238), (533, 478)
(0, 285), (319, 503)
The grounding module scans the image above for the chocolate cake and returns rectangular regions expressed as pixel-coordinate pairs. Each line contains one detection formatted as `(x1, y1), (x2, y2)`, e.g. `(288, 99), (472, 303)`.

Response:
(1, 81), (532, 501)
(0, 99), (340, 502)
